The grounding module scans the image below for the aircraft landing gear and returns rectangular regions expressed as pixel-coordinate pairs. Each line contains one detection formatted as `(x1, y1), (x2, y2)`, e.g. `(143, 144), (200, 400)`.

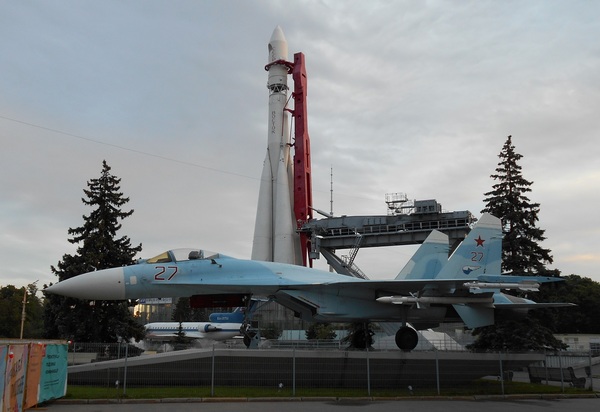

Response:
(395, 326), (418, 352)
(242, 326), (261, 349)
(240, 297), (268, 349)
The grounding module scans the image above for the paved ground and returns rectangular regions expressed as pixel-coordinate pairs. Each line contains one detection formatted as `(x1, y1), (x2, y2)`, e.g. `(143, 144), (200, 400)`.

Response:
(43, 396), (600, 412)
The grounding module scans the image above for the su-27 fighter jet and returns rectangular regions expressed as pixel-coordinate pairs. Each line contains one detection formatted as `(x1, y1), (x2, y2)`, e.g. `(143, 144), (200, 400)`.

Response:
(45, 213), (572, 351)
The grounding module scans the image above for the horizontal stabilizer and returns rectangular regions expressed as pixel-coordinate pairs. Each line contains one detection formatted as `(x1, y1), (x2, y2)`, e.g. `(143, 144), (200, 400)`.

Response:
(477, 275), (564, 284)
(494, 302), (576, 310)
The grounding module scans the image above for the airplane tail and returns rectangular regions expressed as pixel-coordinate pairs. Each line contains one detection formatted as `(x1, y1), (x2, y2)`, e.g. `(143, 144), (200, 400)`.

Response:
(391, 213), (570, 329)
(435, 213), (502, 280)
(208, 307), (245, 323)
(436, 213), (502, 328)
(395, 230), (449, 280)
(391, 216), (501, 328)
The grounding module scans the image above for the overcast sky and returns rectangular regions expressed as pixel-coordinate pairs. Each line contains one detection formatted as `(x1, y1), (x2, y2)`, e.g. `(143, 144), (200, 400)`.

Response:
(1, 0), (599, 290)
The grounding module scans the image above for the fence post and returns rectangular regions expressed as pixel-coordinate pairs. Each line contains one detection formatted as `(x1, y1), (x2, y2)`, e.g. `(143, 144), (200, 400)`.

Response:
(543, 350), (548, 384)
(366, 346), (371, 397)
(558, 350), (565, 392)
(589, 351), (594, 391)
(211, 344), (215, 397)
(435, 349), (440, 395)
(123, 342), (129, 396)
(292, 348), (296, 397)
(498, 351), (504, 395)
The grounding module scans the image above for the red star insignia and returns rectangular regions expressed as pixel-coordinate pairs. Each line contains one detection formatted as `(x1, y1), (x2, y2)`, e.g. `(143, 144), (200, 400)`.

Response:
(475, 236), (485, 247)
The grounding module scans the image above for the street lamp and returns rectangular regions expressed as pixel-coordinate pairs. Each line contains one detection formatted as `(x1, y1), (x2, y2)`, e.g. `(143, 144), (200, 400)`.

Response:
(20, 280), (38, 339)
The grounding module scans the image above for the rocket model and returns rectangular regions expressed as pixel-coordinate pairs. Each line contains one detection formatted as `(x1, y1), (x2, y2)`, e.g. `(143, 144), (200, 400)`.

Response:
(251, 26), (302, 264)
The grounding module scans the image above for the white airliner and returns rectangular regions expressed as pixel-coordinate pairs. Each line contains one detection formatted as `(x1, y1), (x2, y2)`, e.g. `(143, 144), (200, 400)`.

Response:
(144, 308), (243, 341)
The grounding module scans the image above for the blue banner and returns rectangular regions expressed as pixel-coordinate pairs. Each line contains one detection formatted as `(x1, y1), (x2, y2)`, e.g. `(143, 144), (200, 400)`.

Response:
(38, 344), (68, 404)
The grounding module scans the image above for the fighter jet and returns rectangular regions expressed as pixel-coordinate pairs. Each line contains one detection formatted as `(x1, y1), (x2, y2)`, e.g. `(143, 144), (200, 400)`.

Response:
(45, 213), (568, 351)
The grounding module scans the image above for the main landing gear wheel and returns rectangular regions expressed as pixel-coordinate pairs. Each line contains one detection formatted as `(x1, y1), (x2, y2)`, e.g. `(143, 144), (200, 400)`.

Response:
(395, 326), (418, 352)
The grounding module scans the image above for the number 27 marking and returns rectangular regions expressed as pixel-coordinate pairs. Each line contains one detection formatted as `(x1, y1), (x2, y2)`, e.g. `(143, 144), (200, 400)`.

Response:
(154, 266), (178, 281)
(471, 252), (484, 262)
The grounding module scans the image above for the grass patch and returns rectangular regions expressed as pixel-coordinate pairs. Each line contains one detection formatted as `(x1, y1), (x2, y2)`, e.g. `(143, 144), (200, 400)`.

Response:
(65, 380), (590, 400)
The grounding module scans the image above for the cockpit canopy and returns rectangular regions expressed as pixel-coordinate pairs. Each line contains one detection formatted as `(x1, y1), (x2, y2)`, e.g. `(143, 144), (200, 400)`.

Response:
(144, 248), (221, 264)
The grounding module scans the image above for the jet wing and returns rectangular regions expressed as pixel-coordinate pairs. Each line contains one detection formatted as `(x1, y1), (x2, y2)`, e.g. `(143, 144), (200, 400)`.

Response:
(286, 275), (562, 298)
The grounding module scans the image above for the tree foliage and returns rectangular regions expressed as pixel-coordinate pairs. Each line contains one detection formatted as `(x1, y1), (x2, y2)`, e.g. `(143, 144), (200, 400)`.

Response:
(341, 323), (373, 349)
(472, 136), (560, 351)
(172, 321), (194, 348)
(481, 135), (553, 274)
(44, 160), (145, 342)
(531, 275), (600, 334)
(467, 315), (567, 352)
(305, 322), (337, 340)
(171, 297), (208, 322)
(0, 284), (44, 338)
(261, 323), (283, 340)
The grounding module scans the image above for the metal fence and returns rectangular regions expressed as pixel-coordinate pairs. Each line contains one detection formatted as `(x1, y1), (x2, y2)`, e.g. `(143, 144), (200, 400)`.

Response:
(66, 341), (599, 397)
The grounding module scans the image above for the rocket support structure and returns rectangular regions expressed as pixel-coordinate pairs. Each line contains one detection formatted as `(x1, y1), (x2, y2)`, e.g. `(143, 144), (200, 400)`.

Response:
(291, 52), (313, 266)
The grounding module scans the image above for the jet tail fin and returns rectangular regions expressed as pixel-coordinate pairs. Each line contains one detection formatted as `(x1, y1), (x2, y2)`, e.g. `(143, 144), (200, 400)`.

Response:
(396, 230), (449, 280)
(208, 307), (245, 323)
(436, 213), (502, 280)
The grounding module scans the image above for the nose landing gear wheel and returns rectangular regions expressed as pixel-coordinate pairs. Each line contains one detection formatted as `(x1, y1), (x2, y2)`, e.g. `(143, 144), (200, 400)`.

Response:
(395, 326), (418, 351)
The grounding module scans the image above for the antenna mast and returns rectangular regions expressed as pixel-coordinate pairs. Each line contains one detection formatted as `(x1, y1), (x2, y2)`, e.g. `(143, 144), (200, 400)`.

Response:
(330, 166), (333, 217)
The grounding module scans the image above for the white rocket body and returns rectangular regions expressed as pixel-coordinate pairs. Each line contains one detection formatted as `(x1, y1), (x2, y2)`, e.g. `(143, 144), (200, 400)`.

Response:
(252, 26), (301, 264)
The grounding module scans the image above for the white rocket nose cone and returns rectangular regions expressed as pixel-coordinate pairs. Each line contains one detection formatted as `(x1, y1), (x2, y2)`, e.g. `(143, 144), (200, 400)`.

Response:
(268, 25), (288, 62)
(44, 267), (126, 300)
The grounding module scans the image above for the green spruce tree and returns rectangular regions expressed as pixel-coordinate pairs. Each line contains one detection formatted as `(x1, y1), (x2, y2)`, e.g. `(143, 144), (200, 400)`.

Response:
(341, 323), (373, 350)
(470, 136), (560, 351)
(173, 321), (193, 350)
(44, 160), (145, 342)
(481, 135), (553, 274)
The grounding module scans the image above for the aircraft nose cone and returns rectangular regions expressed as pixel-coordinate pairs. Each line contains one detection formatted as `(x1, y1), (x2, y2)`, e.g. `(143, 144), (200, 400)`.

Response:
(44, 267), (126, 300)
